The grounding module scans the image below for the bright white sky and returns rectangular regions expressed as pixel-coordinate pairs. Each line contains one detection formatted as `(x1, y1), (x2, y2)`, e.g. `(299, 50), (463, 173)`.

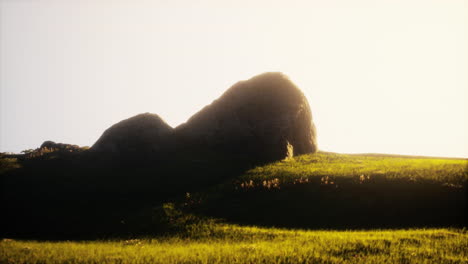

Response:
(1, 0), (467, 157)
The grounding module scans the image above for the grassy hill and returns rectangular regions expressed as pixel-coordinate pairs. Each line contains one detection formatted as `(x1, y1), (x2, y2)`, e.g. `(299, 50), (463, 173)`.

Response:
(1, 151), (467, 263)
(239, 152), (467, 184)
(185, 152), (467, 229)
(1, 227), (467, 264)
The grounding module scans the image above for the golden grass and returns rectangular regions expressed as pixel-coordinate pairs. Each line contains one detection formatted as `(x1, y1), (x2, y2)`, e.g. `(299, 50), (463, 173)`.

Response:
(1, 227), (467, 264)
(239, 152), (467, 187)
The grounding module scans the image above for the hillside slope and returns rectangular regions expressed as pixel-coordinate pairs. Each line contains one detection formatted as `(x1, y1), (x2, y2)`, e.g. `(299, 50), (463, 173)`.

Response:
(187, 152), (467, 229)
(1, 151), (466, 239)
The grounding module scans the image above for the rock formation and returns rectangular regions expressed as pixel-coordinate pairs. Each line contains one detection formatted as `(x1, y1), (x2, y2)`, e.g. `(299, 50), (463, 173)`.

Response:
(40, 141), (81, 152)
(91, 72), (317, 164)
(91, 113), (173, 157)
(175, 72), (317, 162)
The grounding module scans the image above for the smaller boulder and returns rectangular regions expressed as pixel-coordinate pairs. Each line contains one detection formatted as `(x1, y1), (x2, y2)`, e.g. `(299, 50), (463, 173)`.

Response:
(40, 141), (81, 151)
(91, 113), (174, 158)
(40, 140), (58, 149)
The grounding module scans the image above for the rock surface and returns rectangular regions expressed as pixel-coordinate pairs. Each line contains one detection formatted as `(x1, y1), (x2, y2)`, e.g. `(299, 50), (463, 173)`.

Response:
(91, 72), (317, 163)
(175, 72), (317, 162)
(91, 113), (173, 156)
(40, 141), (81, 151)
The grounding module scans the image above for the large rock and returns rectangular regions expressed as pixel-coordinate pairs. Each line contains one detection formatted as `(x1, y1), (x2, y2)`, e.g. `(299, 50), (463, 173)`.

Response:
(91, 72), (317, 164)
(40, 141), (80, 151)
(91, 113), (173, 157)
(175, 72), (317, 162)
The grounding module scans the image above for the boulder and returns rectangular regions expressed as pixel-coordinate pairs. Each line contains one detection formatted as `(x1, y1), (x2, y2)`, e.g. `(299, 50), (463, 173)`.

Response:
(40, 140), (59, 149)
(91, 113), (173, 157)
(175, 72), (317, 162)
(91, 72), (317, 164)
(40, 141), (81, 151)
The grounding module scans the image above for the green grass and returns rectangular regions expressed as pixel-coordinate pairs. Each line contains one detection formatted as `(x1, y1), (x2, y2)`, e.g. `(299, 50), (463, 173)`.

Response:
(0, 157), (20, 174)
(2, 152), (467, 263)
(237, 152), (467, 187)
(190, 152), (467, 230)
(1, 226), (467, 264)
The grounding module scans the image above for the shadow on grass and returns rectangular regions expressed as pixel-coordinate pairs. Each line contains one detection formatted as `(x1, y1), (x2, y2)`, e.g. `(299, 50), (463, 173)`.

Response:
(192, 177), (467, 230)
(1, 151), (466, 240)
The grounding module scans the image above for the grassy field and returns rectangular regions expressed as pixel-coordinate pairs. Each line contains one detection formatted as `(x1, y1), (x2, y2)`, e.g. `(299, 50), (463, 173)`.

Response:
(1, 226), (467, 264)
(1, 152), (467, 263)
(237, 152), (467, 187)
(191, 152), (467, 229)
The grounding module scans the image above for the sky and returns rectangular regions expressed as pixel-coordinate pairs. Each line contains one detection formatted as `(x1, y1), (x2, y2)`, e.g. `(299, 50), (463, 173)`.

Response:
(0, 0), (467, 158)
